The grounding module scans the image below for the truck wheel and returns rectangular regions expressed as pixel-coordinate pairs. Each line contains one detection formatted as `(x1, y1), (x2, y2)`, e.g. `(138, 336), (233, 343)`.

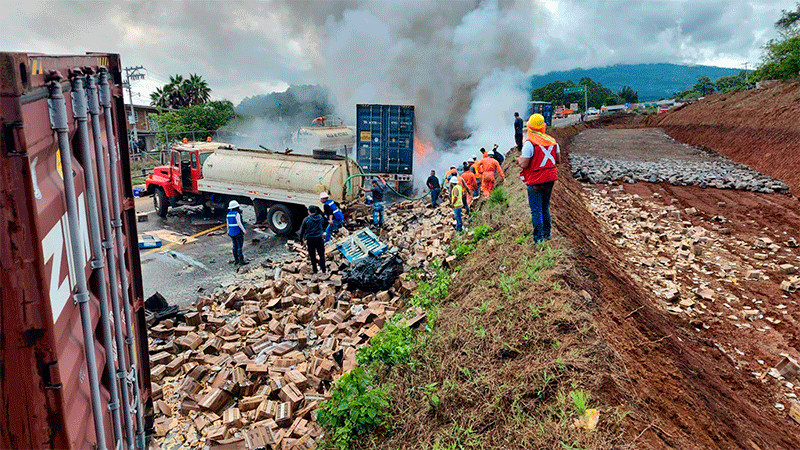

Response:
(267, 204), (294, 236)
(153, 187), (169, 218)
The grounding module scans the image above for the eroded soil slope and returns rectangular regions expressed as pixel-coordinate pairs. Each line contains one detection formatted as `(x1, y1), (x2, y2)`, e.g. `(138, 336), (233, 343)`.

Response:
(547, 123), (800, 448)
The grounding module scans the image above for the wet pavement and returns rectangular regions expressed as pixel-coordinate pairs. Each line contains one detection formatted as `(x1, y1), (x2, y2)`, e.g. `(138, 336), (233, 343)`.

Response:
(134, 196), (292, 307)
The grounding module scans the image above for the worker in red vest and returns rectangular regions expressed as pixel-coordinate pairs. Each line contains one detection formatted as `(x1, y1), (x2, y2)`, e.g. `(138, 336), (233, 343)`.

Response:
(516, 114), (560, 242)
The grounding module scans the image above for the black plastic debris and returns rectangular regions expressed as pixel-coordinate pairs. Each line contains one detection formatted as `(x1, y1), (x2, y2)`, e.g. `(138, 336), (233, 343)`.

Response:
(343, 253), (404, 293)
(145, 291), (183, 326)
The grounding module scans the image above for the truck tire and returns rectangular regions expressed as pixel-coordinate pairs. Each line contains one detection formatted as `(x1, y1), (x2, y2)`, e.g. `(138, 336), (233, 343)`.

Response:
(267, 204), (294, 236)
(153, 187), (168, 218)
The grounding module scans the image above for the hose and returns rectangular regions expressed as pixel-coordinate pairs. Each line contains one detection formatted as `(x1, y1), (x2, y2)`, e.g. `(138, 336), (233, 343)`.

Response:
(344, 173), (432, 201)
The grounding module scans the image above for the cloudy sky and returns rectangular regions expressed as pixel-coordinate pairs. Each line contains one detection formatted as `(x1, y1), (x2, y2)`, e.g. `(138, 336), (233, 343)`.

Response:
(1, 0), (793, 105)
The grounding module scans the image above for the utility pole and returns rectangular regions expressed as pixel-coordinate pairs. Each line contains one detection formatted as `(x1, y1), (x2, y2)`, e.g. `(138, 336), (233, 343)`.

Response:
(123, 66), (146, 143)
(583, 83), (588, 113)
(744, 61), (749, 84)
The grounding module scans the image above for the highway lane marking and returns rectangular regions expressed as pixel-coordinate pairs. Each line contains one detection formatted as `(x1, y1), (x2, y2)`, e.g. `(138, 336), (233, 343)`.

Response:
(141, 223), (226, 256)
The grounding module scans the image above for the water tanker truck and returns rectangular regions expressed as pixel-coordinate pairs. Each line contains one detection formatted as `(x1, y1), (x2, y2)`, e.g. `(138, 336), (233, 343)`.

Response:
(145, 141), (363, 235)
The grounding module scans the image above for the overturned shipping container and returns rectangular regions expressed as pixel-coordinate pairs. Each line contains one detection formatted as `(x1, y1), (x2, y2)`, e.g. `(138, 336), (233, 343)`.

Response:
(0, 52), (152, 448)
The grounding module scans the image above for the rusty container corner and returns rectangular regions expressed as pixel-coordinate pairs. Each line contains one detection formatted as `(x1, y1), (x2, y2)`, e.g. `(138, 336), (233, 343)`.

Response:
(0, 51), (152, 449)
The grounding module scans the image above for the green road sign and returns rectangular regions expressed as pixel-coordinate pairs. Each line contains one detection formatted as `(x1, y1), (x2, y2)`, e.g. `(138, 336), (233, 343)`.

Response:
(563, 86), (583, 94)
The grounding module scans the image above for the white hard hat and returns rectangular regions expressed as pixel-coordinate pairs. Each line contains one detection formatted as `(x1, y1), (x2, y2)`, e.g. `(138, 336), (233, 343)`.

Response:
(228, 200), (240, 209)
(471, 155), (477, 160)
(319, 192), (329, 199)
(450, 177), (459, 184)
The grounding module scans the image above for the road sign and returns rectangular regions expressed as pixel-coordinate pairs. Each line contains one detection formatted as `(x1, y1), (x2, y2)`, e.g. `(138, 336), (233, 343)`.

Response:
(563, 86), (583, 94)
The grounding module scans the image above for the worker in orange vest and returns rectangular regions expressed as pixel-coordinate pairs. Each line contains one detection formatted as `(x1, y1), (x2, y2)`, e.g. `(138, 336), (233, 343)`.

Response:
(475, 147), (505, 197)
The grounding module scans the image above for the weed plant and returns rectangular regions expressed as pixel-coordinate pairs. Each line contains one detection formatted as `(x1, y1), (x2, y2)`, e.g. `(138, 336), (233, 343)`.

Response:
(317, 367), (389, 449)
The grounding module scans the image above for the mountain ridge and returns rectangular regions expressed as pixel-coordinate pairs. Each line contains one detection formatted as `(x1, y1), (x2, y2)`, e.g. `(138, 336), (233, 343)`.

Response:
(529, 63), (745, 100)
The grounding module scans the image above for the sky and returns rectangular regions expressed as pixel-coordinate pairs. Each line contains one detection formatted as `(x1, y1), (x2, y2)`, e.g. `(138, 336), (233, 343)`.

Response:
(1, 0), (793, 106)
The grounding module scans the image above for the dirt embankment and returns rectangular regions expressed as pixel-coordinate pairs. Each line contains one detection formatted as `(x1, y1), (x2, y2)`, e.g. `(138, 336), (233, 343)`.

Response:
(647, 82), (800, 195)
(546, 123), (799, 448)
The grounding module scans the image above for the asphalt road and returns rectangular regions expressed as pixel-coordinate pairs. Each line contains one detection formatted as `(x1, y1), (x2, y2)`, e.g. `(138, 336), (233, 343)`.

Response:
(134, 196), (292, 307)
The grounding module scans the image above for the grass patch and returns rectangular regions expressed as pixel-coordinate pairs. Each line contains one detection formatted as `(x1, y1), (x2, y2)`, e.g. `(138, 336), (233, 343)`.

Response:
(489, 186), (509, 207)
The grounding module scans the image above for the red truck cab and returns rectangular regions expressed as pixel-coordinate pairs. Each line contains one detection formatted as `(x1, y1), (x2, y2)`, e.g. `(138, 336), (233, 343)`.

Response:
(145, 142), (217, 217)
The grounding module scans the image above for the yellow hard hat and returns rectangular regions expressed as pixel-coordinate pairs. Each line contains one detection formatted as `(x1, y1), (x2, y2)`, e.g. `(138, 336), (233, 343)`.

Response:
(528, 114), (546, 132)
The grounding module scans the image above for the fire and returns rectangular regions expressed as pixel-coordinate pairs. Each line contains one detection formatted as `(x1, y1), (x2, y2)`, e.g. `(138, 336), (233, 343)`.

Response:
(414, 135), (434, 164)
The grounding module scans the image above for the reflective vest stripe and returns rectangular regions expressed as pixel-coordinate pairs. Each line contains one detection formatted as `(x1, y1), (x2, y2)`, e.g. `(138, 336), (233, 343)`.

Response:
(324, 200), (344, 220)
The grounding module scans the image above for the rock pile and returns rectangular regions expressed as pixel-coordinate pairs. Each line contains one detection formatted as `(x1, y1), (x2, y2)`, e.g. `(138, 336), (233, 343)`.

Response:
(149, 200), (455, 448)
(571, 154), (790, 193)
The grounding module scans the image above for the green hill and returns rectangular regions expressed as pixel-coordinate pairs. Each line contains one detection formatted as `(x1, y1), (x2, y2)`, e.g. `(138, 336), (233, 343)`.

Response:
(529, 63), (745, 101)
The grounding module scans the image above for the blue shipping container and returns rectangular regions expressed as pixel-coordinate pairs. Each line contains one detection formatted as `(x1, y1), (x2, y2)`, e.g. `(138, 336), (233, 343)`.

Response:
(356, 104), (414, 175)
(527, 101), (553, 127)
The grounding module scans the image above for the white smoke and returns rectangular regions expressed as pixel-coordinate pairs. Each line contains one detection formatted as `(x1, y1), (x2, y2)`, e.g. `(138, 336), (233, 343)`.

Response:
(276, 0), (539, 163)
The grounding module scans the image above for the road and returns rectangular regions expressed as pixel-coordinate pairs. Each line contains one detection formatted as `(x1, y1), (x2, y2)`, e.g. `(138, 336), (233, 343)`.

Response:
(134, 196), (292, 307)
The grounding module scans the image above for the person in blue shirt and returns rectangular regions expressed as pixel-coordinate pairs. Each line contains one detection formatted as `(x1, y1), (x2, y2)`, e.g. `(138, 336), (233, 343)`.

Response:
(226, 200), (248, 265)
(359, 176), (387, 227)
(320, 192), (345, 243)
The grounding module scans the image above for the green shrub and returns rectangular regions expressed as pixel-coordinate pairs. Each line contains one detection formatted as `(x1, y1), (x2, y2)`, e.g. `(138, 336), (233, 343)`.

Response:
(471, 224), (491, 243)
(317, 367), (389, 449)
(356, 320), (415, 367)
(489, 186), (509, 207)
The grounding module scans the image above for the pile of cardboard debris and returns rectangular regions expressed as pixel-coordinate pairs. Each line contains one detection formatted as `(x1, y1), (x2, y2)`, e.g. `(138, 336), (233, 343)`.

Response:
(148, 200), (455, 448)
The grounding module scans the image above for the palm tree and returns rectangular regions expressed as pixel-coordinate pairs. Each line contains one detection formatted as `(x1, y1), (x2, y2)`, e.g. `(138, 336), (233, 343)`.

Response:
(183, 73), (211, 105)
(165, 74), (187, 108)
(149, 87), (168, 108)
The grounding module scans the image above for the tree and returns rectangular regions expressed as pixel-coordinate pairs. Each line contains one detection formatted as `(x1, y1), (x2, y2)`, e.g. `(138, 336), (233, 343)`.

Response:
(715, 75), (744, 93)
(693, 76), (715, 96)
(777, 2), (800, 30)
(617, 85), (638, 103)
(150, 74), (212, 109)
(150, 100), (236, 137)
(753, 3), (800, 81)
(530, 77), (622, 110)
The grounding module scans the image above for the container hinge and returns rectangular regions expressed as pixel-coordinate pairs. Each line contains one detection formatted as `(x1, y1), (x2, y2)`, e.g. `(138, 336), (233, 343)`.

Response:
(90, 258), (104, 269)
(127, 366), (137, 383)
(73, 292), (90, 305)
(102, 239), (113, 249)
(107, 400), (119, 412)
(125, 337), (134, 345)
(111, 219), (122, 228)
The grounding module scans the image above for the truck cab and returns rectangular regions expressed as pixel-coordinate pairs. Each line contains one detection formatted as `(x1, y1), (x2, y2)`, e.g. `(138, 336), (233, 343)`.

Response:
(145, 142), (220, 217)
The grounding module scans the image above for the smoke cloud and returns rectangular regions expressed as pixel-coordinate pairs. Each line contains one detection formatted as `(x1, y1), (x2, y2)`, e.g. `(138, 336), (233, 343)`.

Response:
(275, 0), (540, 175)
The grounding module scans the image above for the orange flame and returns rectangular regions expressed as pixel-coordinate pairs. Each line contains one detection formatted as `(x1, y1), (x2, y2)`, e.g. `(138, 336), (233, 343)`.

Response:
(414, 135), (434, 164)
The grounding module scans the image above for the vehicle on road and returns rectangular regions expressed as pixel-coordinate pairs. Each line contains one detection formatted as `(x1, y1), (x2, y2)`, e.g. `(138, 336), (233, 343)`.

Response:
(145, 141), (363, 235)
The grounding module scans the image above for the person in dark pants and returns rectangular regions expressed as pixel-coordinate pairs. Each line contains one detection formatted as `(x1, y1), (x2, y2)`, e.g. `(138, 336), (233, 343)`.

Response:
(426, 170), (441, 207)
(226, 200), (248, 265)
(299, 205), (327, 273)
(359, 176), (387, 227)
(320, 192), (344, 243)
(491, 143), (505, 164)
(517, 114), (560, 242)
(514, 112), (524, 151)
